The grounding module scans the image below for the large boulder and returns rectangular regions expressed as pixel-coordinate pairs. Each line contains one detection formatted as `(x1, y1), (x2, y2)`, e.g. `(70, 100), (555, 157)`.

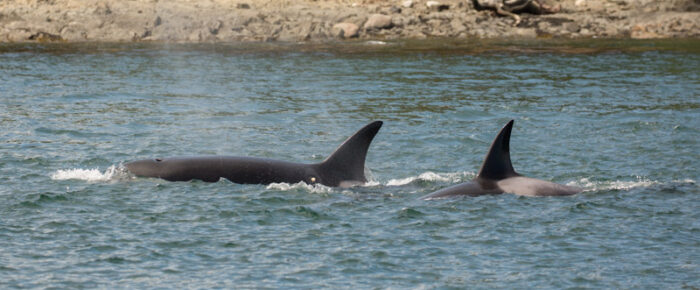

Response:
(363, 14), (393, 30)
(333, 22), (359, 38)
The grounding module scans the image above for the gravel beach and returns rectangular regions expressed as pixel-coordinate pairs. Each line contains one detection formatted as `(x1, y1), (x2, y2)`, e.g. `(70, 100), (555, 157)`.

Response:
(1, 0), (698, 43)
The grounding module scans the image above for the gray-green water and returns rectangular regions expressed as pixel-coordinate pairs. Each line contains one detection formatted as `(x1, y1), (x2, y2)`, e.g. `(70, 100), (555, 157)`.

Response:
(1, 40), (699, 288)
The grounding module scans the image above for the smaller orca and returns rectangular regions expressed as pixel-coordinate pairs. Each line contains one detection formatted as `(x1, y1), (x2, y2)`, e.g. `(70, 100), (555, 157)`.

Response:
(125, 121), (382, 187)
(421, 120), (581, 199)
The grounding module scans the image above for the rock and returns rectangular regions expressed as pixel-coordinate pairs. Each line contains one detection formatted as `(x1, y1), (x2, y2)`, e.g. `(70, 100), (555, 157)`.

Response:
(296, 22), (314, 41)
(427, 19), (442, 30)
(426, 1), (449, 11)
(406, 29), (427, 39)
(513, 27), (537, 37)
(332, 22), (359, 38)
(564, 22), (580, 33)
(402, 0), (414, 8)
(28, 31), (63, 42)
(207, 20), (222, 35)
(450, 18), (467, 33)
(579, 28), (592, 36)
(630, 24), (662, 39)
(237, 3), (250, 9)
(603, 25), (619, 37)
(3, 26), (32, 42)
(60, 21), (88, 41)
(363, 14), (392, 30)
(0, 12), (24, 23)
(93, 3), (112, 15)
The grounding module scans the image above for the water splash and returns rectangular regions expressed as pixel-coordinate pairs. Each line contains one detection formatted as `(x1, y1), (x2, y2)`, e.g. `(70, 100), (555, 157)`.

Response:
(386, 171), (474, 186)
(362, 180), (382, 187)
(569, 177), (696, 192)
(266, 181), (334, 194)
(50, 165), (131, 182)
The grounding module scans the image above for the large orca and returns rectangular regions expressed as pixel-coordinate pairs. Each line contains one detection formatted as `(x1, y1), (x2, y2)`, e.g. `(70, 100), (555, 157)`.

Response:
(421, 120), (581, 199)
(125, 121), (382, 187)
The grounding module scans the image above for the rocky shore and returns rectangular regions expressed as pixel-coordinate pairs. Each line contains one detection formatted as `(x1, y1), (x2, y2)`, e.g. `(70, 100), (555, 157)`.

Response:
(1, 0), (698, 43)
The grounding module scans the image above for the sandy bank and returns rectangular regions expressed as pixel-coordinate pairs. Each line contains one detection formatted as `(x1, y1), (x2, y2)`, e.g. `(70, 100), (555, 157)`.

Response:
(1, 0), (698, 43)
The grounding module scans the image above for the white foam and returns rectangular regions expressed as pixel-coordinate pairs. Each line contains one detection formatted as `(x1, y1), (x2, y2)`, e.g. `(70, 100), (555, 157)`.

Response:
(362, 180), (382, 187)
(678, 178), (697, 184)
(266, 181), (334, 194)
(568, 177), (696, 192)
(386, 171), (473, 186)
(50, 165), (129, 182)
(365, 40), (387, 45)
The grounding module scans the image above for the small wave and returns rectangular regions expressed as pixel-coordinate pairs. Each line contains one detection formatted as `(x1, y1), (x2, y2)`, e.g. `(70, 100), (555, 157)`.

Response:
(362, 180), (382, 187)
(266, 181), (334, 194)
(386, 171), (473, 186)
(50, 165), (130, 182)
(569, 177), (696, 192)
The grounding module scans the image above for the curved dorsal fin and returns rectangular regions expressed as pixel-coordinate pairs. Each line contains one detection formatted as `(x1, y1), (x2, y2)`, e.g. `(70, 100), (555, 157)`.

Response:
(477, 120), (518, 180)
(318, 121), (383, 185)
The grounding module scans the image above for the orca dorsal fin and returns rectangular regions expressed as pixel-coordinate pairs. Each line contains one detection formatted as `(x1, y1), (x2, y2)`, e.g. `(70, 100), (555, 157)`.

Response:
(318, 121), (383, 186)
(477, 120), (518, 180)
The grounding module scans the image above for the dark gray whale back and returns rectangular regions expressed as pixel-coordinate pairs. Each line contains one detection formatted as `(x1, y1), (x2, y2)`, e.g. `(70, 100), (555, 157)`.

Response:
(125, 121), (383, 187)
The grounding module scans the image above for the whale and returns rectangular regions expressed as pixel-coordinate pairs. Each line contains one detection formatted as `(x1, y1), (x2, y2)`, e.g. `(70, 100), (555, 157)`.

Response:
(421, 120), (581, 199)
(125, 121), (382, 187)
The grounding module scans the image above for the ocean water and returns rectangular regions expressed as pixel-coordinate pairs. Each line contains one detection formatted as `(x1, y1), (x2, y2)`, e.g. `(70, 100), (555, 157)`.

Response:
(1, 40), (698, 288)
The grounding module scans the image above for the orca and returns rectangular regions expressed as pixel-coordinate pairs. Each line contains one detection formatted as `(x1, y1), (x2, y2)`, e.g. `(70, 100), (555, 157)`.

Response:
(125, 121), (382, 187)
(421, 120), (581, 199)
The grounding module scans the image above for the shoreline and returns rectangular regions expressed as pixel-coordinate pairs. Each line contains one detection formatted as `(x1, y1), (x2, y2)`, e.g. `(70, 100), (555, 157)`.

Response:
(3, 38), (699, 55)
(1, 0), (699, 43)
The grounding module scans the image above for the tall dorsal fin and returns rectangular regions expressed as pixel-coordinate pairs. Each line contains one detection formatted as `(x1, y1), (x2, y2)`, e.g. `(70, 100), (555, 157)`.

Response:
(318, 121), (383, 185)
(477, 120), (518, 180)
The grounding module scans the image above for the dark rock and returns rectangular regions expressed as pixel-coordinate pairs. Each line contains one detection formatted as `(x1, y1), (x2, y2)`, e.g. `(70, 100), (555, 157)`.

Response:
(564, 22), (580, 33)
(28, 31), (63, 42)
(208, 20), (222, 35)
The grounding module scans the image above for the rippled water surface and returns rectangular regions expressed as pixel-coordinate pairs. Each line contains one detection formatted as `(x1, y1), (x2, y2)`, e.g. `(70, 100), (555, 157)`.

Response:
(1, 40), (699, 288)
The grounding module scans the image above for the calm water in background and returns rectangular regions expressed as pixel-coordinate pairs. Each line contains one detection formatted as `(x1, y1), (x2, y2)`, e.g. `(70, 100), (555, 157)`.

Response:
(1, 40), (698, 288)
